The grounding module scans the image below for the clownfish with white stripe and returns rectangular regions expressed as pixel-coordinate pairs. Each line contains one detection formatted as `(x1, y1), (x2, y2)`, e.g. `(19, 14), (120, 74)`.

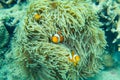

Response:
(51, 31), (64, 43)
(68, 51), (80, 66)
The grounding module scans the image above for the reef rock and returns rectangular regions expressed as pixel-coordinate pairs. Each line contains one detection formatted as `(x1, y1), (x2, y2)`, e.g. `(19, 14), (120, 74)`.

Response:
(0, 21), (9, 49)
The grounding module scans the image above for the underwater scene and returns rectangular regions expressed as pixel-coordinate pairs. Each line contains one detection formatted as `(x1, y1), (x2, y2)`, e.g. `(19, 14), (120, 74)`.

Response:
(0, 0), (120, 80)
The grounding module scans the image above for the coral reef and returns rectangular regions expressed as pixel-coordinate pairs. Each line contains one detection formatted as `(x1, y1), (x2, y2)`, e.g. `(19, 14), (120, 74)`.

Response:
(10, 0), (107, 80)
(0, 0), (29, 80)
(0, 0), (27, 55)
(0, 0), (28, 8)
(0, 0), (28, 36)
(103, 53), (114, 68)
(113, 18), (120, 51)
(85, 0), (120, 79)
(91, 0), (120, 53)
(0, 22), (9, 49)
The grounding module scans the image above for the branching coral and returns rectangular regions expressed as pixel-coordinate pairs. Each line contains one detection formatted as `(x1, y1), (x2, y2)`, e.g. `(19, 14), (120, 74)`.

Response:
(91, 0), (120, 53)
(11, 0), (107, 80)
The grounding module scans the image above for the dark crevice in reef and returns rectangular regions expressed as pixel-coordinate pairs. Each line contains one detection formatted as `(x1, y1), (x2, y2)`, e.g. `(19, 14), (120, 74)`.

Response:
(100, 25), (118, 53)
(0, 16), (18, 59)
(98, 5), (119, 53)
(0, 0), (27, 8)
(0, 0), (17, 8)
(3, 17), (18, 35)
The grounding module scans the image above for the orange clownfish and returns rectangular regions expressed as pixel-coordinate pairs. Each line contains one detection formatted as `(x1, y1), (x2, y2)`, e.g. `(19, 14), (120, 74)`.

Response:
(34, 13), (41, 21)
(68, 51), (80, 66)
(51, 31), (64, 43)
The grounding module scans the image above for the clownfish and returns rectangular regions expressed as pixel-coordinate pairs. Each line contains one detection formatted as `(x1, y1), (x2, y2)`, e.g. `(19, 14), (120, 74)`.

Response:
(51, 31), (64, 43)
(34, 13), (41, 21)
(68, 51), (80, 66)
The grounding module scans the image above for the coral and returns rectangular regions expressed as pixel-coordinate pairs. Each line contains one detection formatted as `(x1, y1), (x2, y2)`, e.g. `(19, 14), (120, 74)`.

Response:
(0, 0), (28, 8)
(103, 54), (114, 68)
(113, 18), (120, 51)
(0, 21), (9, 49)
(91, 0), (120, 53)
(0, 1), (27, 52)
(11, 0), (106, 80)
(0, 1), (30, 80)
(0, 0), (28, 35)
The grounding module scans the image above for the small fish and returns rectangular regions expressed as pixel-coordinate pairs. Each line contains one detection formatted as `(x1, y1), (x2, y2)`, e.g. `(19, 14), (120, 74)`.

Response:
(68, 51), (80, 66)
(51, 31), (64, 43)
(34, 13), (41, 21)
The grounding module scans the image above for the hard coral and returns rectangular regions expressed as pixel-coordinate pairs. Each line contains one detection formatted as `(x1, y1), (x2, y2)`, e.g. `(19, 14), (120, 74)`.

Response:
(0, 21), (9, 49)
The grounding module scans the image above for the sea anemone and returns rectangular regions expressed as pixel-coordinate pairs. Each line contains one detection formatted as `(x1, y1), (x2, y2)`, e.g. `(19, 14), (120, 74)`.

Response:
(11, 0), (107, 80)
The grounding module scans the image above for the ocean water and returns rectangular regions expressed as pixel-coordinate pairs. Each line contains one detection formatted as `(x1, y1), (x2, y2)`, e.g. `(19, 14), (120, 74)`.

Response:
(0, 0), (120, 80)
